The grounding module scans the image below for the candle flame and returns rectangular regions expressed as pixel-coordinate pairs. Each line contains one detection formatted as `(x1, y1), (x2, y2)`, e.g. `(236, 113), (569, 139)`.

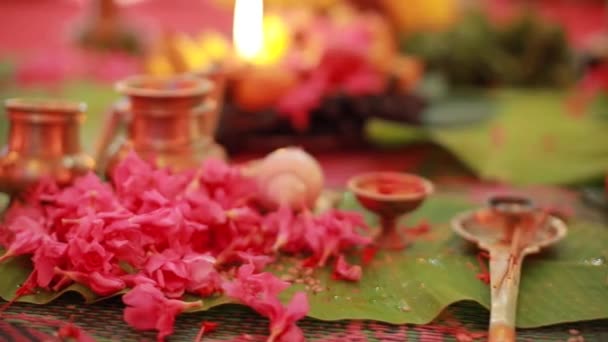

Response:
(233, 0), (264, 61)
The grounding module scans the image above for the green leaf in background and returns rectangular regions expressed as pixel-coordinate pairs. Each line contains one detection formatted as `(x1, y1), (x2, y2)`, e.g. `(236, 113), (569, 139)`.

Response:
(1, 192), (606, 328)
(421, 92), (497, 127)
(368, 89), (608, 185)
(365, 119), (427, 148)
(430, 90), (608, 185)
(591, 93), (608, 121)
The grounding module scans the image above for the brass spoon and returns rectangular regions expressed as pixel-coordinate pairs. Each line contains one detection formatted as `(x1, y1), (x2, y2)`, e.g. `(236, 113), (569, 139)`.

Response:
(452, 196), (567, 342)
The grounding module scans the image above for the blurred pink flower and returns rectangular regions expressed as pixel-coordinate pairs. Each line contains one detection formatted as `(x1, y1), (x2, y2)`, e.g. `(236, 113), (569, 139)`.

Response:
(223, 264), (288, 314)
(33, 239), (68, 288)
(55, 269), (126, 296)
(103, 220), (150, 268)
(268, 292), (309, 342)
(183, 191), (226, 226)
(121, 273), (158, 288)
(236, 251), (274, 272)
(123, 284), (202, 341)
(277, 75), (326, 131)
(305, 210), (371, 267)
(223, 264), (308, 341)
(184, 253), (221, 296)
(265, 205), (296, 252)
(144, 250), (189, 298)
(332, 254), (362, 281)
(67, 238), (114, 273)
(0, 216), (48, 262)
(277, 46), (384, 131)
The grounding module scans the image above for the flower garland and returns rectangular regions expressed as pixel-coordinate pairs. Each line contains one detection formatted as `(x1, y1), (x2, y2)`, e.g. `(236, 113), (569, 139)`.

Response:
(0, 152), (371, 341)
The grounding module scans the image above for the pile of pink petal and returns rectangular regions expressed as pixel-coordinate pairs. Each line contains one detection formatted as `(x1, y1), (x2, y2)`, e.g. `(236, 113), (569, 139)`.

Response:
(0, 153), (371, 341)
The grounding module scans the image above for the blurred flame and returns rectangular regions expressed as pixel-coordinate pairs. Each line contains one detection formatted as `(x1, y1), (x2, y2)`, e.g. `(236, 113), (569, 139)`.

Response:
(233, 0), (264, 61)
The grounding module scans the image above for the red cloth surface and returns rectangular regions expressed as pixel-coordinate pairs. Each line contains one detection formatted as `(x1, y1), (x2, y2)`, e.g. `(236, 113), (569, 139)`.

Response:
(0, 0), (605, 55)
(0, 0), (232, 55)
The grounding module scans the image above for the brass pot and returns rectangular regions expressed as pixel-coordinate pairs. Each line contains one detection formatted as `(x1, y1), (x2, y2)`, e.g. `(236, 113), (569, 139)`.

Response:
(0, 99), (95, 194)
(97, 74), (225, 176)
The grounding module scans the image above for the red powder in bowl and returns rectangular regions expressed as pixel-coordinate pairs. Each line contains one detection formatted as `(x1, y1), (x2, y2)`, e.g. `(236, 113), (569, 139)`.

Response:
(361, 174), (426, 195)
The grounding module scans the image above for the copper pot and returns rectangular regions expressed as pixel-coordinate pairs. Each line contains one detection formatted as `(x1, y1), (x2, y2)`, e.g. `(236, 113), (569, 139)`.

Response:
(97, 74), (225, 176)
(0, 99), (95, 194)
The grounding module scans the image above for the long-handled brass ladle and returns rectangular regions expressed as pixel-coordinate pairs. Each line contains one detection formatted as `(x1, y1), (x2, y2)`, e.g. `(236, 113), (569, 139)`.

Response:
(452, 196), (567, 342)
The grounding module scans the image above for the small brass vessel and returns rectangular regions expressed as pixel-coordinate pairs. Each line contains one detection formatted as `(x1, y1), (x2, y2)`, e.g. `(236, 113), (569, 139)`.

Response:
(0, 98), (95, 194)
(97, 74), (225, 176)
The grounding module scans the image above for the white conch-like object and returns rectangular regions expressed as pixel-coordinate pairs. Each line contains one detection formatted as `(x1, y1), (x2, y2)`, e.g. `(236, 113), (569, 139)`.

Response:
(255, 147), (324, 210)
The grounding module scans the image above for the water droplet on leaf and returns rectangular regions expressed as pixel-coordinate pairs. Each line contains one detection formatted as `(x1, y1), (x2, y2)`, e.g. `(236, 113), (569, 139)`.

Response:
(398, 299), (411, 312)
(584, 256), (605, 266)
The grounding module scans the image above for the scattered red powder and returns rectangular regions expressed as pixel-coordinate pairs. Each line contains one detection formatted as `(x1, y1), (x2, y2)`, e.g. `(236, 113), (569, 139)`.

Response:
(543, 205), (574, 222)
(542, 134), (556, 153)
(363, 174), (426, 195)
(194, 321), (218, 342)
(0, 273), (36, 314)
(465, 261), (477, 271)
(404, 220), (432, 241)
(476, 251), (491, 285)
(58, 322), (96, 342)
(0, 313), (94, 342)
(490, 125), (506, 148)
(361, 246), (378, 266)
(417, 315), (487, 342)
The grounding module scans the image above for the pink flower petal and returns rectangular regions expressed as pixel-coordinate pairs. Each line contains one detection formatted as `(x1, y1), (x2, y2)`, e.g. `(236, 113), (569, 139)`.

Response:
(332, 254), (362, 281)
(123, 284), (201, 341)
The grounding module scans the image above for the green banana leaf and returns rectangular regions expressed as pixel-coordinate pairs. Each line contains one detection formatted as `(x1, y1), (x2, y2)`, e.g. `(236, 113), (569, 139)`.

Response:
(1, 192), (606, 328)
